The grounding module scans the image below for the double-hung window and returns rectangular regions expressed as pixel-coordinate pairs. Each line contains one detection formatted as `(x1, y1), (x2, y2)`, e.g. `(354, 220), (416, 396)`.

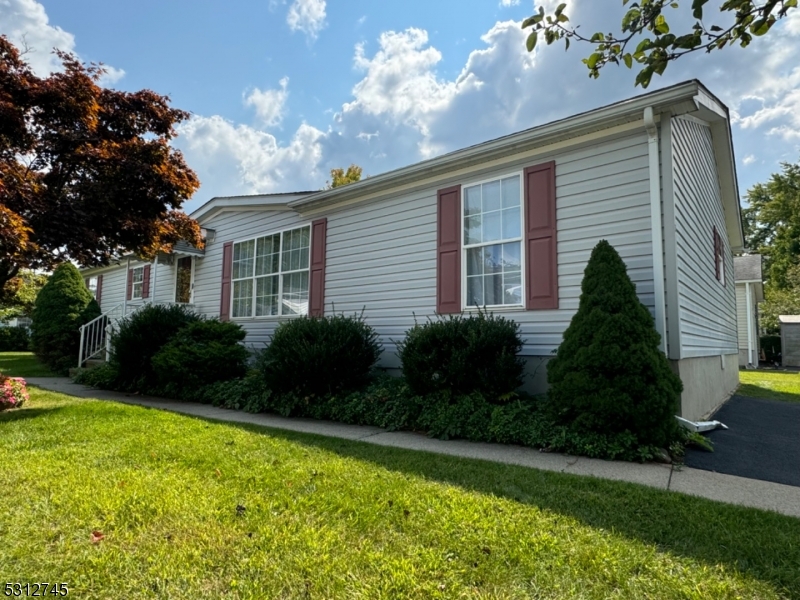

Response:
(86, 276), (98, 299)
(463, 174), (523, 307)
(231, 225), (311, 318)
(130, 267), (144, 300)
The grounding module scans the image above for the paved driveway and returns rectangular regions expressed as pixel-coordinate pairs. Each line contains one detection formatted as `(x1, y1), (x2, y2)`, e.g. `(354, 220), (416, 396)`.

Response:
(684, 395), (800, 488)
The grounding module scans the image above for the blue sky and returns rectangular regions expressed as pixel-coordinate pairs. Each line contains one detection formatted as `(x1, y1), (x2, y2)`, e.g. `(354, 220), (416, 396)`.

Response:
(2, 0), (799, 214)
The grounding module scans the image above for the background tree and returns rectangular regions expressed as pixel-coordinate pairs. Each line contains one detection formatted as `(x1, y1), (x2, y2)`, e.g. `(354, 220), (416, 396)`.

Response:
(0, 36), (203, 293)
(326, 164), (363, 189)
(522, 0), (796, 87)
(547, 240), (683, 449)
(0, 269), (48, 322)
(30, 263), (100, 374)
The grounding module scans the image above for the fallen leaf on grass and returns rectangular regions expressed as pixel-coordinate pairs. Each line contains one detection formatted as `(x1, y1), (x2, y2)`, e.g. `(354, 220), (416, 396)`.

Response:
(215, 468), (222, 478)
(90, 530), (104, 544)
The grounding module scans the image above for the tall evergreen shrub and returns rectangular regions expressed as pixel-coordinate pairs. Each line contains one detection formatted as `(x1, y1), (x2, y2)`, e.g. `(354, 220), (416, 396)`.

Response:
(31, 263), (99, 374)
(546, 240), (683, 448)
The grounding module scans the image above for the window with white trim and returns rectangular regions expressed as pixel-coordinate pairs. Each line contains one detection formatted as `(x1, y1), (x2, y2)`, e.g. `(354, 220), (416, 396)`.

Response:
(130, 267), (144, 300)
(86, 276), (98, 299)
(463, 174), (523, 307)
(231, 225), (311, 318)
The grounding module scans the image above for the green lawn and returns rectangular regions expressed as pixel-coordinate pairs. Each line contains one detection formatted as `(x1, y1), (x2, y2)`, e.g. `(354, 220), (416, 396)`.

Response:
(0, 351), (56, 377)
(1, 389), (799, 599)
(738, 370), (800, 403)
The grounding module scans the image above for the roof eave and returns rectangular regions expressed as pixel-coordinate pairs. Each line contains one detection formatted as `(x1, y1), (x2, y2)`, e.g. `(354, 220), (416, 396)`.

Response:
(288, 80), (707, 212)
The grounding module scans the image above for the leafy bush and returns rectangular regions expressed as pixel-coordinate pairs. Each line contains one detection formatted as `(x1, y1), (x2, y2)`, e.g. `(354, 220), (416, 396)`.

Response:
(73, 363), (120, 389)
(760, 335), (781, 364)
(111, 303), (201, 390)
(397, 311), (525, 401)
(151, 320), (249, 397)
(259, 310), (382, 400)
(192, 375), (272, 413)
(0, 326), (30, 351)
(546, 240), (683, 450)
(0, 375), (29, 410)
(31, 263), (100, 374)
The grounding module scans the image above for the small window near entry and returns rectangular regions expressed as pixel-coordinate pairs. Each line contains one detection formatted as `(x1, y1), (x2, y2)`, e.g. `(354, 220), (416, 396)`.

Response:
(131, 266), (144, 299)
(175, 257), (192, 303)
(86, 276), (98, 299)
(463, 174), (523, 308)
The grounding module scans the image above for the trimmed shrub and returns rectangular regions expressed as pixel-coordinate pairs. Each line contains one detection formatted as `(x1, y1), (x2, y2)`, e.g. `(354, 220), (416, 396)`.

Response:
(546, 240), (683, 450)
(73, 363), (119, 389)
(111, 303), (201, 390)
(760, 335), (781, 364)
(259, 311), (382, 402)
(192, 374), (272, 413)
(31, 263), (99, 374)
(397, 311), (524, 402)
(151, 320), (249, 397)
(0, 326), (30, 351)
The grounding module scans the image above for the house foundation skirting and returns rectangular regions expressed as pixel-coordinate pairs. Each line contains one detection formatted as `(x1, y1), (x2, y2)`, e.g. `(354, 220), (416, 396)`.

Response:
(669, 353), (739, 421)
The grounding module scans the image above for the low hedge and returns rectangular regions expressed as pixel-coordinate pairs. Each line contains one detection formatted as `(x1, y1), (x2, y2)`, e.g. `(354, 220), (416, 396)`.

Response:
(0, 326), (30, 351)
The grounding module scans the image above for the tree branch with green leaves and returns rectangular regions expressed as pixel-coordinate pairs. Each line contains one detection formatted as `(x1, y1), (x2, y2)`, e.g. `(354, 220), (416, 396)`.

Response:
(522, 0), (797, 88)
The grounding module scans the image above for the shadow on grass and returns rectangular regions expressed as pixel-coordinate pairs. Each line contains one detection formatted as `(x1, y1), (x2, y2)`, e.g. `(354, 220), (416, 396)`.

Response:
(737, 383), (800, 404)
(0, 406), (65, 423)
(209, 418), (800, 596)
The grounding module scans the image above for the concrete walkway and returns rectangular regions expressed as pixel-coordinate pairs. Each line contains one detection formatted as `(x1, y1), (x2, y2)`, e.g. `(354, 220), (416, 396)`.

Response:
(27, 377), (800, 519)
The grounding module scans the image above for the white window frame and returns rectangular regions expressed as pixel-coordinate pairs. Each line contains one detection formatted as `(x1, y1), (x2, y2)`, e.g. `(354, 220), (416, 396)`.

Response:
(230, 224), (312, 319)
(174, 256), (195, 304)
(130, 266), (144, 300)
(460, 170), (526, 311)
(86, 276), (98, 299)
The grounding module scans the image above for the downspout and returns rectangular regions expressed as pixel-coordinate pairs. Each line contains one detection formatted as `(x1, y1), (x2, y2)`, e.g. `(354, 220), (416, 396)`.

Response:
(745, 281), (753, 366)
(644, 107), (668, 355)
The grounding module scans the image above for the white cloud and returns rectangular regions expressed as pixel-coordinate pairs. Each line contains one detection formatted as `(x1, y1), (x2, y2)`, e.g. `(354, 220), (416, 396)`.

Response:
(0, 0), (125, 84)
(244, 77), (290, 127)
(286, 0), (327, 41)
(0, 0), (76, 75)
(500, 0), (520, 5)
(177, 116), (325, 200)
(743, 154), (756, 165)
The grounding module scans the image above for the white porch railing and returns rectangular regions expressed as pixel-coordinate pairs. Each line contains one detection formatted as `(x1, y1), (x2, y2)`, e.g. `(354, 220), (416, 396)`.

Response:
(77, 302), (194, 368)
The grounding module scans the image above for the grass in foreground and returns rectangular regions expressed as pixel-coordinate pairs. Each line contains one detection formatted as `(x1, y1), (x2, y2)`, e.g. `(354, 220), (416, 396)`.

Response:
(0, 351), (56, 377)
(738, 370), (800, 403)
(2, 389), (799, 599)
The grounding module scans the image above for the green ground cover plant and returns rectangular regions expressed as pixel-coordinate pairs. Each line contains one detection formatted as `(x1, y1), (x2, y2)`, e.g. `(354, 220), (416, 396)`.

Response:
(1, 388), (798, 599)
(0, 351), (55, 377)
(738, 370), (800, 403)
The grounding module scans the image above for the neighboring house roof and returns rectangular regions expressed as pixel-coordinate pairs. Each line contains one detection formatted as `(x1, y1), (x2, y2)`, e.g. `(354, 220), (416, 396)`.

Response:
(779, 316), (800, 324)
(734, 254), (764, 302)
(282, 79), (743, 253)
(734, 254), (763, 282)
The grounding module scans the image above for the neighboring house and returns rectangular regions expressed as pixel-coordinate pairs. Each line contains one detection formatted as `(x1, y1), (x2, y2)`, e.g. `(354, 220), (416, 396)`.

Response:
(81, 79), (743, 421)
(734, 254), (763, 367)
(779, 316), (800, 367)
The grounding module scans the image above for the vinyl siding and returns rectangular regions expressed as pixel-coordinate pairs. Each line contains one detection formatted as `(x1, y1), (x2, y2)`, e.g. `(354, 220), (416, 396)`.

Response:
(192, 209), (309, 346)
(735, 282), (759, 358)
(671, 116), (737, 358)
(323, 130), (655, 366)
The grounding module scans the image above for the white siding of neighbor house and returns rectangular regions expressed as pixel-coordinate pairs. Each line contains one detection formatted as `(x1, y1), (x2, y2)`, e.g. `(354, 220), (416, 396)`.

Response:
(191, 209), (309, 347)
(321, 130), (655, 367)
(670, 116), (737, 358)
(91, 258), (175, 314)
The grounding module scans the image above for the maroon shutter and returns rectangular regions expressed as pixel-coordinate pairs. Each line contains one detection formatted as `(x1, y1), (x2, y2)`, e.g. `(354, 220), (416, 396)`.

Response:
(126, 268), (133, 301)
(96, 274), (103, 306)
(309, 218), (327, 317)
(524, 161), (558, 310)
(220, 241), (233, 321)
(713, 226), (720, 280)
(437, 185), (461, 314)
(142, 264), (151, 298)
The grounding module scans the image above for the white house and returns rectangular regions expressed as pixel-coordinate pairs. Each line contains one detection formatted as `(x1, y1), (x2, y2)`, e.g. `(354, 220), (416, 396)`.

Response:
(734, 254), (763, 367)
(81, 80), (743, 421)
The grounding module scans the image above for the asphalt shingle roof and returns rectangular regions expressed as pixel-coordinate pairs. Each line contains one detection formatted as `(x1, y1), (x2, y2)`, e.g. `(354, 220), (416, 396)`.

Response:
(734, 254), (762, 282)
